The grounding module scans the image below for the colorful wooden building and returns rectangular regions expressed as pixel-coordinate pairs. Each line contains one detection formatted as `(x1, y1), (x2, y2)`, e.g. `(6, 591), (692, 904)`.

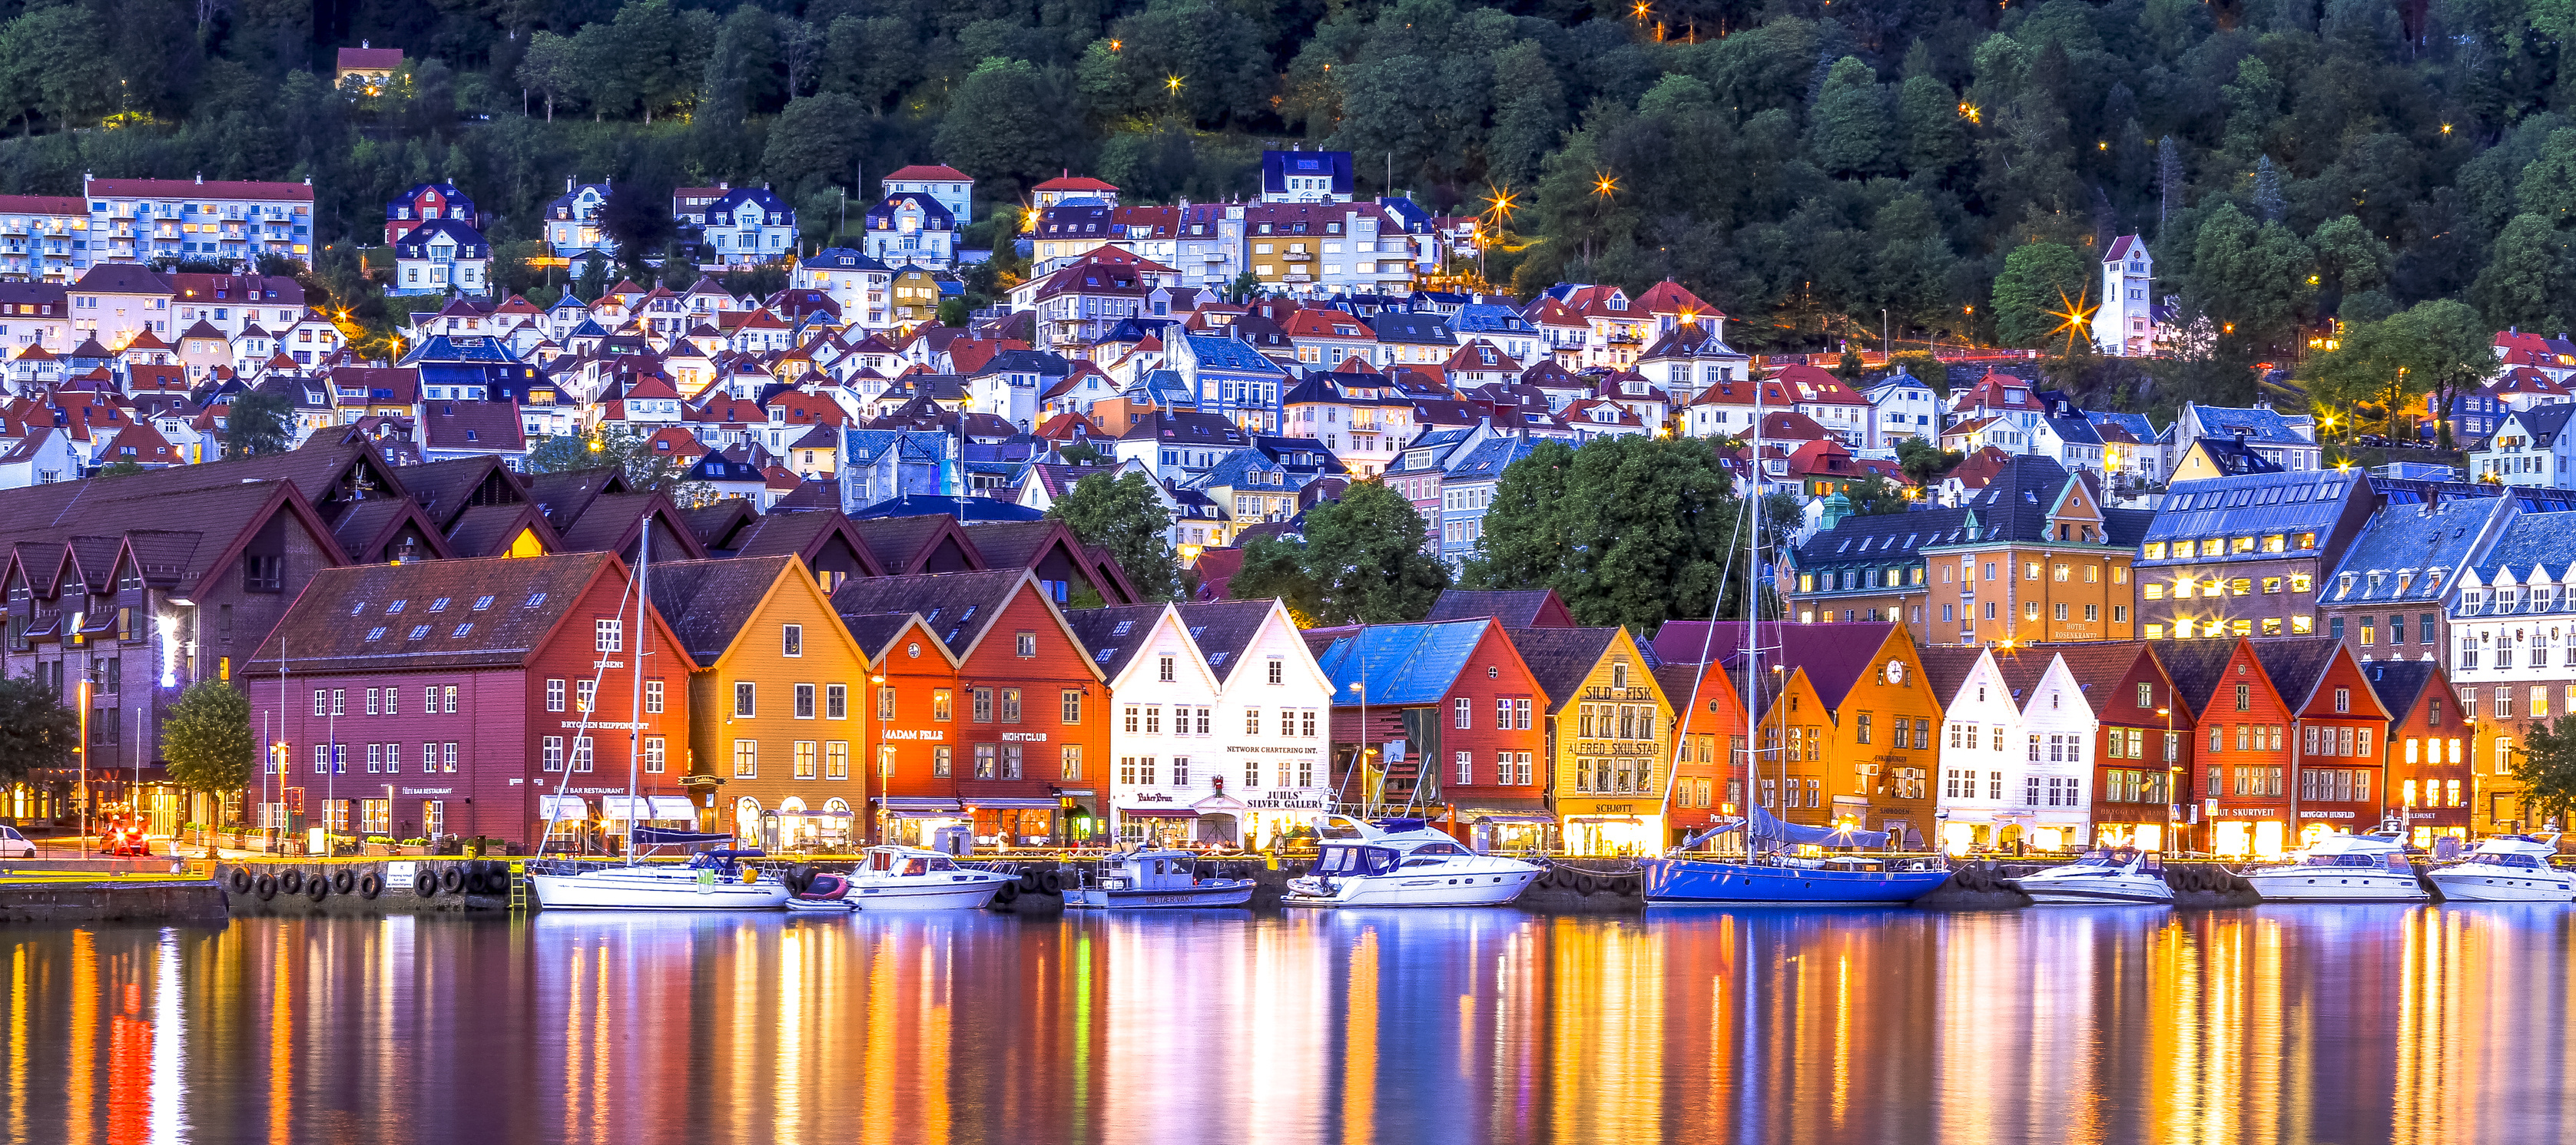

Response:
(652, 554), (872, 849)
(2362, 657), (2474, 846)
(2042, 641), (2191, 851)
(1508, 626), (1670, 855)
(1312, 619), (1549, 822)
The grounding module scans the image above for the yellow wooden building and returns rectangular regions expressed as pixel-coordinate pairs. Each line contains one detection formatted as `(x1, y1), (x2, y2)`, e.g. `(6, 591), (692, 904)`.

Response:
(1508, 626), (1673, 855)
(651, 554), (873, 849)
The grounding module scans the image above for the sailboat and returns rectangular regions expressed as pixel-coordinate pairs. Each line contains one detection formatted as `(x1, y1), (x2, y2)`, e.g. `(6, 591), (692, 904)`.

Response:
(530, 520), (790, 911)
(1639, 375), (1950, 908)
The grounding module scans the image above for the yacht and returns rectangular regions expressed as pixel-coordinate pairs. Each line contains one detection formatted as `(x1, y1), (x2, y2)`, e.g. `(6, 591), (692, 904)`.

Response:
(2009, 847), (2176, 905)
(2425, 835), (2576, 902)
(845, 846), (1015, 911)
(1644, 810), (1951, 905)
(529, 849), (791, 910)
(1065, 849), (1256, 908)
(1281, 817), (1542, 908)
(2241, 831), (2429, 902)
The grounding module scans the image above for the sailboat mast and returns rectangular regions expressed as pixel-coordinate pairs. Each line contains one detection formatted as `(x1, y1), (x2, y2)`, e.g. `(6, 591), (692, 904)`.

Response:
(628, 517), (647, 859)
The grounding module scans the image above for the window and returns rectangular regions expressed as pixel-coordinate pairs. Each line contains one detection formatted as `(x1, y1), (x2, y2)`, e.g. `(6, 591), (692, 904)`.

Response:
(1497, 697), (1512, 729)
(1062, 690), (1082, 723)
(1001, 688), (1023, 723)
(1268, 658), (1284, 684)
(542, 736), (564, 772)
(546, 679), (565, 712)
(1003, 744), (1026, 779)
(826, 684), (847, 720)
(366, 687), (380, 716)
(1516, 699), (1532, 730)
(973, 688), (993, 723)
(2236, 683), (2251, 712)
(1457, 751), (1474, 785)
(596, 617), (622, 653)
(932, 746), (952, 777)
(1159, 655), (1175, 682)
(734, 682), (755, 716)
(933, 689), (953, 721)
(645, 737), (666, 774)
(794, 741), (818, 779)
(575, 679), (594, 713)
(794, 683), (816, 719)
(644, 680), (662, 714)
(1016, 631), (1036, 657)
(1454, 697), (1471, 729)
(732, 740), (757, 777)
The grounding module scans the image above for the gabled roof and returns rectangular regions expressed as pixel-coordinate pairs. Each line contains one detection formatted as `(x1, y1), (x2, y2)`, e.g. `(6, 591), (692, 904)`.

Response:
(2249, 636), (2373, 715)
(1171, 599), (1276, 682)
(2361, 658), (2442, 721)
(831, 569), (1070, 664)
(645, 555), (803, 664)
(1425, 589), (1574, 628)
(1504, 626), (1622, 714)
(1313, 619), (1510, 707)
(244, 552), (675, 676)
(2150, 638), (2246, 719)
(1060, 603), (1170, 682)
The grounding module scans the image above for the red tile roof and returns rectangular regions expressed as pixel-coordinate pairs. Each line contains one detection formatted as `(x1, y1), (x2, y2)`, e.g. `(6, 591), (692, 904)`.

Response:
(87, 177), (313, 201)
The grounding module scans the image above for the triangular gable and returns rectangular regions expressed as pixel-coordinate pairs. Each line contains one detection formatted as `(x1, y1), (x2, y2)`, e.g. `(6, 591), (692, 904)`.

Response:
(695, 555), (871, 674)
(948, 571), (1109, 683)
(445, 501), (562, 559)
(335, 496), (458, 565)
(184, 481), (353, 602)
(521, 553), (701, 677)
(846, 610), (965, 670)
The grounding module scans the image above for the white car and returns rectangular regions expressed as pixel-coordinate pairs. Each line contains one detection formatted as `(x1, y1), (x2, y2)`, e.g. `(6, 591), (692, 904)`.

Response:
(0, 826), (35, 859)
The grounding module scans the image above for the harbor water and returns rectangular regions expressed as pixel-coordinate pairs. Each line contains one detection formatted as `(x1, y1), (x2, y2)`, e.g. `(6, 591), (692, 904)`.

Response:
(5, 904), (2571, 1144)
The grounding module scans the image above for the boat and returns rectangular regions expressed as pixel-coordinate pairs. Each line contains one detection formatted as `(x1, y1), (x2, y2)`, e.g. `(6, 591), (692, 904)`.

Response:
(1643, 809), (1951, 905)
(1064, 849), (1257, 908)
(1280, 817), (1541, 908)
(786, 871), (857, 912)
(2241, 831), (2429, 902)
(2008, 846), (2176, 905)
(844, 846), (1015, 910)
(530, 521), (791, 911)
(2425, 834), (2576, 902)
(530, 849), (791, 910)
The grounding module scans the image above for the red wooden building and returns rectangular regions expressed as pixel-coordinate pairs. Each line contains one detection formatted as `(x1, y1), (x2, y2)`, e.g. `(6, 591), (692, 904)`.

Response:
(2362, 657), (2474, 844)
(2044, 641), (2193, 849)
(2156, 637), (2296, 858)
(1309, 618), (1550, 817)
(246, 553), (695, 853)
(833, 569), (1106, 846)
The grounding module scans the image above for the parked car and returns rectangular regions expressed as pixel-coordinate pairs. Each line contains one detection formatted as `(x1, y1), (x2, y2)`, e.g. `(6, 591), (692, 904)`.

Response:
(0, 825), (33, 859)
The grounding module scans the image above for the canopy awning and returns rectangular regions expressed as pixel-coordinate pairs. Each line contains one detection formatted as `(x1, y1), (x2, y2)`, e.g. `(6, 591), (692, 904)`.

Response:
(876, 797), (963, 812)
(648, 796), (697, 819)
(599, 796), (648, 820)
(1121, 809), (1198, 819)
(967, 798), (1063, 810)
(781, 808), (854, 819)
(880, 809), (970, 820)
(1470, 813), (1556, 825)
(539, 796), (588, 819)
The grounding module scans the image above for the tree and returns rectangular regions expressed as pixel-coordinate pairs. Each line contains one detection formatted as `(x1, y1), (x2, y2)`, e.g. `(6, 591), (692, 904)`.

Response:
(1056, 442), (1104, 465)
(162, 680), (253, 849)
(762, 94), (866, 194)
(1463, 437), (1749, 631)
(2514, 713), (2576, 830)
(1895, 437), (1964, 485)
(1991, 242), (2090, 349)
(1809, 57), (1890, 177)
(2471, 213), (2573, 336)
(2250, 154), (2285, 223)
(2186, 203), (2316, 356)
(525, 426), (710, 501)
(1048, 470), (1181, 603)
(224, 391), (293, 458)
(935, 58), (1067, 197)
(1232, 484), (1448, 624)
(0, 676), (75, 786)
(1843, 475), (1914, 515)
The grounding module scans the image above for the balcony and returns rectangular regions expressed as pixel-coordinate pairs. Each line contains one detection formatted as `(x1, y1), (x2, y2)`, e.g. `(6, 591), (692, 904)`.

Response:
(1281, 250), (1313, 262)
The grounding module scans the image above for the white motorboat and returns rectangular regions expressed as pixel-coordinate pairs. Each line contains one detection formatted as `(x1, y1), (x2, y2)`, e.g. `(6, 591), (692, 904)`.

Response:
(1066, 849), (1256, 908)
(530, 850), (791, 910)
(2008, 846), (2176, 905)
(846, 846), (1014, 911)
(2243, 831), (2429, 902)
(2425, 835), (2576, 902)
(1281, 817), (1541, 908)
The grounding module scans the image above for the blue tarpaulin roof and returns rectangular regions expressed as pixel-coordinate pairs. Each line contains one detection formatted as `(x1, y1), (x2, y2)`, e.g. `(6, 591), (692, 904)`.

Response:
(1315, 620), (1493, 707)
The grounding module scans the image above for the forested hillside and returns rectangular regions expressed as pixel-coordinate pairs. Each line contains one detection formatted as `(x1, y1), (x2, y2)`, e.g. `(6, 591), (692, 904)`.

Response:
(0, 0), (2568, 381)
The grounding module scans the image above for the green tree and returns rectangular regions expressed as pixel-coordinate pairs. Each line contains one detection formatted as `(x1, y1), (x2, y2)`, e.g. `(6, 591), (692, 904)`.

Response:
(2512, 713), (2576, 830)
(224, 392), (293, 458)
(1231, 484), (1447, 624)
(763, 94), (866, 194)
(2515, 127), (2576, 227)
(1463, 437), (1748, 631)
(0, 675), (75, 787)
(1809, 57), (1890, 177)
(2472, 213), (2574, 336)
(1991, 242), (2090, 349)
(2187, 203), (2316, 356)
(1843, 474), (1915, 515)
(935, 58), (1069, 197)
(1895, 437), (1964, 485)
(163, 680), (253, 851)
(524, 426), (711, 501)
(1047, 470), (1180, 603)
(2309, 215), (2392, 306)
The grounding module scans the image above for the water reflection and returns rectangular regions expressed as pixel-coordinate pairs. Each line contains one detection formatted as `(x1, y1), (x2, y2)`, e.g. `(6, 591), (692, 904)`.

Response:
(5, 906), (2575, 1143)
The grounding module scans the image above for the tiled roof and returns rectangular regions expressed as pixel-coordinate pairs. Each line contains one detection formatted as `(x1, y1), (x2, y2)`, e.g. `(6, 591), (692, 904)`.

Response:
(1172, 599), (1273, 681)
(1503, 626), (1620, 714)
(1060, 603), (1167, 680)
(1426, 589), (1572, 628)
(830, 569), (1030, 657)
(2324, 495), (2509, 604)
(646, 556), (794, 664)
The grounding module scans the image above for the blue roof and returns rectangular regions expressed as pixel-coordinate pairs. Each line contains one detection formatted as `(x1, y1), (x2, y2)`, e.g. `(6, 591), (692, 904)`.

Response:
(850, 495), (1043, 522)
(2140, 471), (2365, 562)
(1452, 304), (1532, 333)
(1188, 448), (1287, 489)
(396, 219), (489, 259)
(2326, 495), (2511, 604)
(706, 186), (792, 218)
(1315, 620), (1494, 707)
(801, 247), (890, 271)
(867, 194), (956, 231)
(402, 334), (522, 365)
(1446, 438), (1535, 483)
(1183, 333), (1288, 376)
(844, 429), (949, 462)
(1261, 149), (1353, 195)
(2183, 403), (2311, 446)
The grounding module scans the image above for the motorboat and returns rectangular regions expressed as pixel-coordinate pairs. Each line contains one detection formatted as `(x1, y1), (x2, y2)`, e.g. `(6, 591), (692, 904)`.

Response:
(1281, 817), (1541, 908)
(2425, 834), (2576, 902)
(529, 849), (790, 910)
(2008, 846), (2176, 905)
(786, 871), (856, 912)
(845, 846), (1014, 911)
(1064, 849), (1256, 908)
(1645, 809), (1951, 906)
(2241, 831), (2429, 902)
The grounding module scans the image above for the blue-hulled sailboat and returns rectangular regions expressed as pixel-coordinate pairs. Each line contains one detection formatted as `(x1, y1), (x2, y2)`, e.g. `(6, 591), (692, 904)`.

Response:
(1640, 808), (1951, 905)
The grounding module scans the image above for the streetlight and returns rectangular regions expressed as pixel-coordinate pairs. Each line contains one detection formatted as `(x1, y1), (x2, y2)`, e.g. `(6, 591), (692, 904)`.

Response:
(2158, 704), (2176, 852)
